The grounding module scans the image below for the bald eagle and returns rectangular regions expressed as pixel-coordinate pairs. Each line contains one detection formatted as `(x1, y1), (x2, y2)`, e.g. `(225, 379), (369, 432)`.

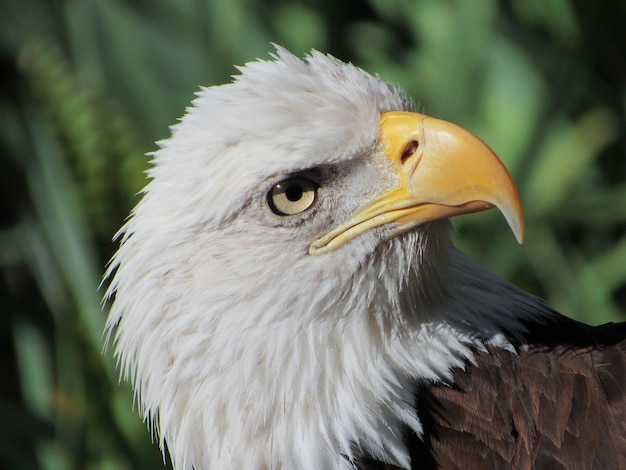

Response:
(104, 48), (626, 469)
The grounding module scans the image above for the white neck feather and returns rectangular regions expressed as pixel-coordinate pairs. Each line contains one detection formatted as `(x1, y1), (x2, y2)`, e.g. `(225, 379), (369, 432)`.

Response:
(106, 223), (546, 470)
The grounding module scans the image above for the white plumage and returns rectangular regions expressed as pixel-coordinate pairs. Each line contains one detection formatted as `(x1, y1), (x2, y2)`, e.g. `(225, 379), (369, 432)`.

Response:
(105, 48), (547, 469)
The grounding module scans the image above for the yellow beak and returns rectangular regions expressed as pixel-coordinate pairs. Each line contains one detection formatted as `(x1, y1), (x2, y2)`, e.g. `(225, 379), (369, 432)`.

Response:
(309, 111), (524, 255)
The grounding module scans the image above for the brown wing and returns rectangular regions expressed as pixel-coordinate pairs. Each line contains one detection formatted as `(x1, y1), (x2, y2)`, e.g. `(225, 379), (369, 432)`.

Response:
(411, 319), (626, 470)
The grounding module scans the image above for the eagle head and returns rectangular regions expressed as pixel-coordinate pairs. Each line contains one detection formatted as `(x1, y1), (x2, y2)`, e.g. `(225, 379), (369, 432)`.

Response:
(105, 47), (531, 469)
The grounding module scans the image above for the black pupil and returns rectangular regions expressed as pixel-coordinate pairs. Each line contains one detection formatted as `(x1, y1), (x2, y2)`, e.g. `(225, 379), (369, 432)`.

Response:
(285, 184), (303, 201)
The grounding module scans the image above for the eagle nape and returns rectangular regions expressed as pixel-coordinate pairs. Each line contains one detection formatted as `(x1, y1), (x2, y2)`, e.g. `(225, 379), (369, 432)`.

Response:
(104, 47), (626, 470)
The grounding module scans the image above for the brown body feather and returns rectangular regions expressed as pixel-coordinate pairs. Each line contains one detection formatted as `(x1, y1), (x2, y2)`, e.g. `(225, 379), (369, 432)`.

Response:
(357, 318), (626, 470)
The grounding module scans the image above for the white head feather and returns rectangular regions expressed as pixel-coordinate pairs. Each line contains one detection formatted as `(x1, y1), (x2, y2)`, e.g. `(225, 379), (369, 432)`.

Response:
(105, 47), (543, 469)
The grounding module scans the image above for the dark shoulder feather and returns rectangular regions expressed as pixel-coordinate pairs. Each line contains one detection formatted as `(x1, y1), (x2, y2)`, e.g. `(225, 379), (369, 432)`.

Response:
(410, 315), (626, 469)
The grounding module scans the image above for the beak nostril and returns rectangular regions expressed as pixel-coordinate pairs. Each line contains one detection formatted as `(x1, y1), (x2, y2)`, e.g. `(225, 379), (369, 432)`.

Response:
(401, 140), (419, 165)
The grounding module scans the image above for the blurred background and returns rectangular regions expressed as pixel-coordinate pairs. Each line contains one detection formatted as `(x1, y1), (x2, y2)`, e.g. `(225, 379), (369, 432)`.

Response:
(1, 0), (625, 468)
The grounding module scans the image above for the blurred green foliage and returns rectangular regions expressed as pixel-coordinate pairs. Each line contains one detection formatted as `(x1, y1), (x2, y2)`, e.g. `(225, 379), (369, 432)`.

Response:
(1, 0), (625, 468)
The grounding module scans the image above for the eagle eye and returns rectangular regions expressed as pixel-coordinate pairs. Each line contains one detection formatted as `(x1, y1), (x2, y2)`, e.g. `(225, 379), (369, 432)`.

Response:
(267, 177), (318, 216)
